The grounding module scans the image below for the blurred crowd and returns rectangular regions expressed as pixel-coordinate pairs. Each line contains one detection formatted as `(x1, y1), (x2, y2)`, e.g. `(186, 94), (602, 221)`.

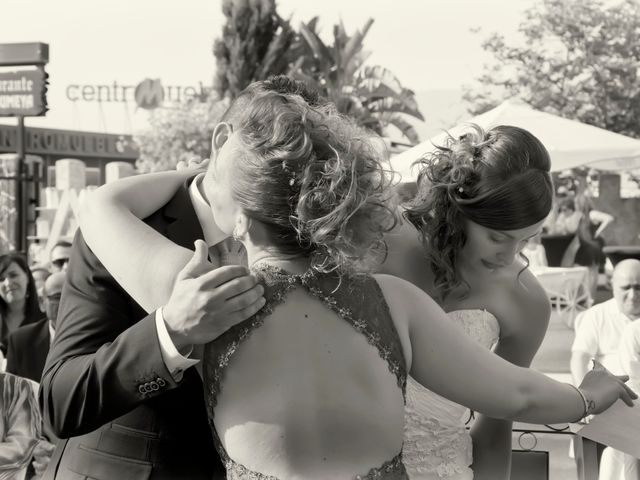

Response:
(0, 241), (70, 479)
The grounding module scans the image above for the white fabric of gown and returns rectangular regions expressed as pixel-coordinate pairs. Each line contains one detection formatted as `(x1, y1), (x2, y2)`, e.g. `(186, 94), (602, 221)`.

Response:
(403, 310), (500, 480)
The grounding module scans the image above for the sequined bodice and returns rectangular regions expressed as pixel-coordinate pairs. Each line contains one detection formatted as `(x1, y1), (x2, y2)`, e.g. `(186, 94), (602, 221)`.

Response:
(403, 310), (500, 479)
(203, 264), (409, 479)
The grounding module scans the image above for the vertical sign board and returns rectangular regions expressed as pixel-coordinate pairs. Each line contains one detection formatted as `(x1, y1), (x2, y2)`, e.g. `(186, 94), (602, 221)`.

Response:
(0, 42), (49, 253)
(0, 67), (48, 116)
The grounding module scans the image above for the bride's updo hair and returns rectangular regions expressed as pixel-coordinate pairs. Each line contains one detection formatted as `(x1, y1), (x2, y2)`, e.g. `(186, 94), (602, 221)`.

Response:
(229, 89), (398, 274)
(404, 124), (553, 298)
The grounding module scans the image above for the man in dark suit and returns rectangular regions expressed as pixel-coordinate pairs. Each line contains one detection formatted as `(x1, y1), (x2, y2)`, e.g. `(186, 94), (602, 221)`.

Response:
(37, 80), (300, 479)
(6, 272), (65, 382)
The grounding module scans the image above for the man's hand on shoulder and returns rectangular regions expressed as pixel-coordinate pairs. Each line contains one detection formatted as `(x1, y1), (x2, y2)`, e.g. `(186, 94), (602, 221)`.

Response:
(162, 240), (265, 351)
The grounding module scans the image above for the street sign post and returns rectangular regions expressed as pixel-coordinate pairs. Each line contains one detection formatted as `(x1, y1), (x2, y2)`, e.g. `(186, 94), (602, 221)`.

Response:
(0, 42), (49, 254)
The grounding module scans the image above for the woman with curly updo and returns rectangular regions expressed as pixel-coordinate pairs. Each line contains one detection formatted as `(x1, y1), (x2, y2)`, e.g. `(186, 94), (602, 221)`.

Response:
(79, 86), (633, 479)
(382, 124), (557, 479)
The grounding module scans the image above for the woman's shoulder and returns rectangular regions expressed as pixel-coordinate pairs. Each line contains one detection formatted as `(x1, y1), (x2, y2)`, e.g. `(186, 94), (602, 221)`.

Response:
(489, 263), (550, 339)
(380, 218), (435, 293)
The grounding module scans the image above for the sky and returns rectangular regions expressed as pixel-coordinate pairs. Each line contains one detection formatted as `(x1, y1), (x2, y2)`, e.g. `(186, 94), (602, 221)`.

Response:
(0, 0), (534, 135)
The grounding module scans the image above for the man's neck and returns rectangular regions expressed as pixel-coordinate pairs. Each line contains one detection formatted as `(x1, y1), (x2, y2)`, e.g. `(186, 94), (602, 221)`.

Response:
(191, 173), (228, 244)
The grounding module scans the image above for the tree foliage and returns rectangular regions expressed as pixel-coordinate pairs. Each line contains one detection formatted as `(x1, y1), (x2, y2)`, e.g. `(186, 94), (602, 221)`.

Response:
(134, 95), (228, 173)
(137, 2), (425, 171)
(464, 0), (640, 138)
(213, 0), (296, 99)
(290, 18), (424, 144)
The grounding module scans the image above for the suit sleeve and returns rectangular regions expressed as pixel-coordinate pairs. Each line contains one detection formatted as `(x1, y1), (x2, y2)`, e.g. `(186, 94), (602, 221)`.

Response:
(39, 230), (180, 438)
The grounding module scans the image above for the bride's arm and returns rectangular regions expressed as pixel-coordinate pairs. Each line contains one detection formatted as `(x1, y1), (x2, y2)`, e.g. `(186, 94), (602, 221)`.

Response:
(375, 274), (635, 424)
(469, 274), (551, 480)
(78, 169), (205, 312)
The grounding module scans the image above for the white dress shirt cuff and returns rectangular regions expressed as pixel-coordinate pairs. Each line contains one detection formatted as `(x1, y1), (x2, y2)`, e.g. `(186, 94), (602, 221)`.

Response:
(155, 308), (200, 381)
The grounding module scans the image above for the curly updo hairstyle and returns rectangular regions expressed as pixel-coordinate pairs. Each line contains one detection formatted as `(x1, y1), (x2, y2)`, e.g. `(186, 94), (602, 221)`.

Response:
(404, 124), (553, 299)
(227, 88), (398, 274)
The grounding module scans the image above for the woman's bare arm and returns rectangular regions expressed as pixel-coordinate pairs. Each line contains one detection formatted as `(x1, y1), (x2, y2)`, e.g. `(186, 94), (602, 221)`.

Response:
(78, 169), (204, 312)
(589, 210), (614, 238)
(375, 274), (634, 424)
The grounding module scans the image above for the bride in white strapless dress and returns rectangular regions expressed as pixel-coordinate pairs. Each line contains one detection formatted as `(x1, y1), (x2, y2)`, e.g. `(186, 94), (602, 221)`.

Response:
(381, 125), (558, 479)
(403, 310), (499, 480)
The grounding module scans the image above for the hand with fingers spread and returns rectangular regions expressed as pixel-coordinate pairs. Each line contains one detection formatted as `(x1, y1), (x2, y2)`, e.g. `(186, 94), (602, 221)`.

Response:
(577, 359), (637, 417)
(162, 240), (265, 351)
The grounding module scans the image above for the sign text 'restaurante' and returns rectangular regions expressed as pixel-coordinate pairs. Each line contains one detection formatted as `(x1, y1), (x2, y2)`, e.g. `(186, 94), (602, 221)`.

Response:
(0, 67), (47, 116)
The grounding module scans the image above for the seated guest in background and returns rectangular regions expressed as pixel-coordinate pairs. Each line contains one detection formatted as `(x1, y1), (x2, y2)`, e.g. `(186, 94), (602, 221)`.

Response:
(30, 265), (50, 311)
(0, 253), (43, 359)
(49, 241), (71, 273)
(6, 273), (64, 383)
(0, 372), (43, 480)
(571, 259), (640, 480)
(618, 299), (640, 480)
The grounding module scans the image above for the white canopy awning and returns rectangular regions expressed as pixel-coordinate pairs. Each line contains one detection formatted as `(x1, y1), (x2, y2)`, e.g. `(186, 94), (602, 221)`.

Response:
(391, 100), (640, 182)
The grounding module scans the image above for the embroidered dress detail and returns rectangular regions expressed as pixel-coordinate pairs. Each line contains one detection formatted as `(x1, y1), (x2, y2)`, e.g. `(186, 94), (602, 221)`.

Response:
(403, 309), (500, 480)
(203, 263), (408, 479)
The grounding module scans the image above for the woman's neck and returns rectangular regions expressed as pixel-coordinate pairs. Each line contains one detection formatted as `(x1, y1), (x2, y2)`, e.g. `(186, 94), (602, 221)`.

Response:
(6, 298), (25, 315)
(244, 243), (310, 275)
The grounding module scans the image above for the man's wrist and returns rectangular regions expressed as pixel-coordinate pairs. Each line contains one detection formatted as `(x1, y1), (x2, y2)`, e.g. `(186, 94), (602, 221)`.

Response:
(161, 307), (190, 353)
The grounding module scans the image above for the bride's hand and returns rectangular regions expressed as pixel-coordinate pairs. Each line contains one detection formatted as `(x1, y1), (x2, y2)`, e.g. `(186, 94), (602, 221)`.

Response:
(176, 155), (209, 171)
(578, 368), (637, 416)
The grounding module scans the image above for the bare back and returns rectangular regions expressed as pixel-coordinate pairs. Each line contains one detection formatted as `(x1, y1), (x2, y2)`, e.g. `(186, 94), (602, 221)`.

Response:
(203, 264), (408, 479)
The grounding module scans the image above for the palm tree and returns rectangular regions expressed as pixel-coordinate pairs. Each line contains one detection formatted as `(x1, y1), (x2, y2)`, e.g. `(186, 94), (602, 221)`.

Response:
(289, 18), (424, 144)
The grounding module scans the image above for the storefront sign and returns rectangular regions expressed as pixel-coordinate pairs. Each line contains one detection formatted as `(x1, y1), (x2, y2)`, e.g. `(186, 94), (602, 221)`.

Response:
(66, 78), (210, 110)
(0, 67), (48, 116)
(0, 125), (138, 159)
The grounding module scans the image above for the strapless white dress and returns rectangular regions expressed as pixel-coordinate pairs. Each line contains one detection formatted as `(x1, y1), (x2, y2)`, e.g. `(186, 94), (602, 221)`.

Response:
(403, 309), (500, 480)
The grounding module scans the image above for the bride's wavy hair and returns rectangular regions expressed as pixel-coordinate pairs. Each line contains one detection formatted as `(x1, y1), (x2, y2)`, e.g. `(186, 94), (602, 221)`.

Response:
(404, 124), (553, 299)
(228, 89), (399, 274)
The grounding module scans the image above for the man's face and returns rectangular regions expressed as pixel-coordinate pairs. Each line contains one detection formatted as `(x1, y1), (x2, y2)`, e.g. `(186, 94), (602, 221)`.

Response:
(612, 262), (640, 318)
(50, 245), (70, 272)
(43, 273), (65, 327)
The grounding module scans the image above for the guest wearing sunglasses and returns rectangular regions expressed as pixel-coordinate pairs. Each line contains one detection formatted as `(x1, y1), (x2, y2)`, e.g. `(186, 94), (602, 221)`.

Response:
(49, 241), (71, 273)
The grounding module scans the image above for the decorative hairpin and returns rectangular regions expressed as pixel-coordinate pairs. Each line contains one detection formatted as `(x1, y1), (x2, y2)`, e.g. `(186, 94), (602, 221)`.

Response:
(282, 160), (297, 187)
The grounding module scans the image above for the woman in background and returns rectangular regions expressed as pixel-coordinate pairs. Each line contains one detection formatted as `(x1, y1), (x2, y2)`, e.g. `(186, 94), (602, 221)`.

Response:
(0, 253), (42, 358)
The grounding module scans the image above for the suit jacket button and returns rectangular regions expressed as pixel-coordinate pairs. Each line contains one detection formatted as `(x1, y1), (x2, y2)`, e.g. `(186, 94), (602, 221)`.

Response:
(150, 381), (159, 391)
(138, 385), (146, 394)
(157, 378), (166, 387)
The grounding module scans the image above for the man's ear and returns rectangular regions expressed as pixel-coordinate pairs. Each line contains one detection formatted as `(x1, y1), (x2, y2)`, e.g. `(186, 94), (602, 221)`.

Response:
(234, 212), (252, 239)
(211, 122), (233, 156)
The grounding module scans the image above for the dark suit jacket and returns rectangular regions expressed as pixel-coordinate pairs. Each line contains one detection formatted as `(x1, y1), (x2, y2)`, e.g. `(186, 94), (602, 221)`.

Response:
(6, 317), (50, 383)
(40, 179), (224, 480)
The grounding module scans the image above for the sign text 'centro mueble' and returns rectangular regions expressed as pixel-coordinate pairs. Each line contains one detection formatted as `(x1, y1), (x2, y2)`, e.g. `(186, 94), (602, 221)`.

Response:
(0, 67), (48, 116)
